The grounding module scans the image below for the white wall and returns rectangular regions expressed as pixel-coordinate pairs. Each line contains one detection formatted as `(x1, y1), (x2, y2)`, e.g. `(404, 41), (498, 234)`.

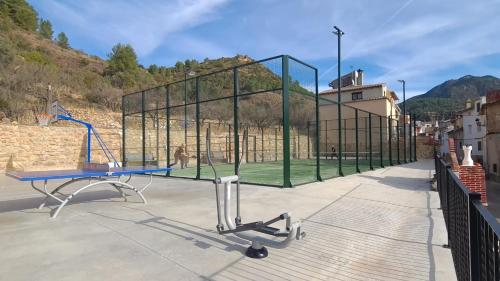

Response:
(461, 97), (487, 163)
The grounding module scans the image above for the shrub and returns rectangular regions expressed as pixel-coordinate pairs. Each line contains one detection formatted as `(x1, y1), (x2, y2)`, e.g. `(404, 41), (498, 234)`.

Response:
(0, 40), (15, 66)
(23, 50), (51, 65)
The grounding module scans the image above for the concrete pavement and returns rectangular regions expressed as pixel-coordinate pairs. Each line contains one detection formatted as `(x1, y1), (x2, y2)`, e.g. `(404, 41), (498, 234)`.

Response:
(0, 160), (456, 280)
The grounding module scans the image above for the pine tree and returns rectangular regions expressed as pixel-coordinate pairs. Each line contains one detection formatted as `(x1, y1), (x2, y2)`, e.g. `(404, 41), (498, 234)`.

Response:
(56, 32), (69, 48)
(38, 18), (53, 39)
(105, 43), (140, 88)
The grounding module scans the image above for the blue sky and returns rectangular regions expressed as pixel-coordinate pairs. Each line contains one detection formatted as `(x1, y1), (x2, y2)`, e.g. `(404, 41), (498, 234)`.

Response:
(29, 0), (500, 99)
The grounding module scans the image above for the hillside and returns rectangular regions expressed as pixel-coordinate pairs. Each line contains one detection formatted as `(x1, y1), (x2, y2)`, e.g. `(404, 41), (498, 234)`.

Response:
(0, 0), (274, 125)
(406, 75), (500, 121)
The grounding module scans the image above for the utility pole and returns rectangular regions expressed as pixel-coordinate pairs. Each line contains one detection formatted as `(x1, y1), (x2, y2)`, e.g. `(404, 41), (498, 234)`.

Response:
(333, 26), (344, 176)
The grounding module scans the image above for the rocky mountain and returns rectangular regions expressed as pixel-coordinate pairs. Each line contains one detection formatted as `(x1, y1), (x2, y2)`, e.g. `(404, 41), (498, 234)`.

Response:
(405, 75), (500, 121)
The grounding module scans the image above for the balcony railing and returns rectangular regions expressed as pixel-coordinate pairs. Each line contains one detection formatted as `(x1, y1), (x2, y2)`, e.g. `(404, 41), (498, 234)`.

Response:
(435, 155), (500, 281)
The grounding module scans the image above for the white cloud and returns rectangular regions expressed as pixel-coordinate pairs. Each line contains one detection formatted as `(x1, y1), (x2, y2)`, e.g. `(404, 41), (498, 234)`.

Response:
(32, 0), (500, 95)
(36, 0), (230, 56)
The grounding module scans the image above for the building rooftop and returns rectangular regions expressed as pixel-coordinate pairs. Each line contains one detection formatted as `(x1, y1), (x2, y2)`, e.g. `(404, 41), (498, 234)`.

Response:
(320, 83), (386, 95)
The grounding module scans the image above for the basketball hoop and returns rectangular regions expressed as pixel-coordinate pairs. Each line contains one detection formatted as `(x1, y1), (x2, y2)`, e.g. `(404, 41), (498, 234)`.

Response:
(35, 113), (53, 126)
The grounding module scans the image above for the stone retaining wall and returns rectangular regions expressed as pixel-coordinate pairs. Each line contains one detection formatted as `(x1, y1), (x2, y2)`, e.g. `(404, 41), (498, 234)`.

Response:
(0, 123), (312, 171)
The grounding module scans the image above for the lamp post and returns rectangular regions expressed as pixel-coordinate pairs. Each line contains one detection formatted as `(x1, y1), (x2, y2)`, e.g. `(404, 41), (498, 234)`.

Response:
(333, 26), (344, 176)
(398, 79), (406, 163)
(184, 69), (196, 147)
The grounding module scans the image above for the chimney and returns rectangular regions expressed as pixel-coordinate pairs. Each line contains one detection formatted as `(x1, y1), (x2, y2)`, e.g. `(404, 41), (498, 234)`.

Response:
(459, 163), (487, 204)
(357, 69), (364, 86)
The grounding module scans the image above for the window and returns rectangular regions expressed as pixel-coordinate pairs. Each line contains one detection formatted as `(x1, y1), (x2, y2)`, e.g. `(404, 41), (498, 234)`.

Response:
(477, 141), (482, 151)
(494, 164), (498, 174)
(352, 91), (363, 100)
(476, 102), (480, 112)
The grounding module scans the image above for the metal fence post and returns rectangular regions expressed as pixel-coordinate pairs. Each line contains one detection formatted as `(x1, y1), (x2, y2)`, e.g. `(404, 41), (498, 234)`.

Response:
(344, 119), (347, 161)
(121, 96), (126, 165)
(245, 128), (249, 163)
(141, 91), (146, 167)
(324, 120), (328, 157)
(409, 114), (413, 162)
(275, 127), (278, 162)
(297, 129), (301, 159)
(166, 86), (170, 176)
(233, 67), (239, 175)
(365, 117), (368, 160)
(388, 117), (392, 166)
(315, 68), (321, 181)
(397, 120), (400, 164)
(253, 135), (257, 162)
(260, 127), (264, 162)
(282, 55), (292, 187)
(155, 101), (159, 165)
(229, 125), (232, 163)
(225, 136), (229, 161)
(404, 113), (407, 163)
(195, 77), (201, 179)
(307, 121), (310, 160)
(413, 114), (417, 162)
(232, 67), (241, 222)
(355, 109), (360, 173)
(380, 115), (384, 168)
(369, 113), (373, 170)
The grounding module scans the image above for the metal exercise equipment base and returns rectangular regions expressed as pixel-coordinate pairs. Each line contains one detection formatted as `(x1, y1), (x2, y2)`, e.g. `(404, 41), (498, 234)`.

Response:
(246, 246), (268, 259)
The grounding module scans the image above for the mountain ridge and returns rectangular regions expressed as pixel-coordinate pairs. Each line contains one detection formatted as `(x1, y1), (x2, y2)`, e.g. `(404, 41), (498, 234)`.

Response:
(405, 75), (500, 121)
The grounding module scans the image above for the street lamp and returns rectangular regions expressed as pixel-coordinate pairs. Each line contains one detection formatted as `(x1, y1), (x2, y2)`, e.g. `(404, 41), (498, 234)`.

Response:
(333, 26), (344, 176)
(398, 79), (406, 163)
(184, 69), (196, 148)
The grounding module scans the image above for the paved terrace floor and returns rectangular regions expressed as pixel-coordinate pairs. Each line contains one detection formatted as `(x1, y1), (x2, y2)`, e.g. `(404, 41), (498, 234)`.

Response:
(0, 160), (456, 281)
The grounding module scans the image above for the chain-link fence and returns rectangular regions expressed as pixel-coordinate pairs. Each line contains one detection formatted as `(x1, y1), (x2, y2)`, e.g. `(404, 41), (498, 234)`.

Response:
(123, 55), (416, 187)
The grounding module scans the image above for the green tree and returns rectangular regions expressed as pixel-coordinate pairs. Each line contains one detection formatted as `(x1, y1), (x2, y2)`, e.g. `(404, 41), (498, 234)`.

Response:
(0, 0), (38, 31)
(148, 64), (158, 74)
(174, 61), (184, 72)
(38, 19), (53, 39)
(105, 43), (140, 88)
(56, 32), (69, 48)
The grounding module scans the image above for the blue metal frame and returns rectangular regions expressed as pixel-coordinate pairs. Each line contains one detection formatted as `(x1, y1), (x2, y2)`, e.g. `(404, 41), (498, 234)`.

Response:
(56, 114), (93, 163)
(54, 103), (119, 166)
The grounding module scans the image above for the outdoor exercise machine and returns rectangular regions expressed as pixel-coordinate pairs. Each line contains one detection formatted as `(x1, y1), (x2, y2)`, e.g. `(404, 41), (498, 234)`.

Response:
(206, 127), (305, 258)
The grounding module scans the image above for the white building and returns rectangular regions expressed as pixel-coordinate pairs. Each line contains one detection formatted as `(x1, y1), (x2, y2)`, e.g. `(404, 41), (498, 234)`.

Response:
(451, 97), (487, 165)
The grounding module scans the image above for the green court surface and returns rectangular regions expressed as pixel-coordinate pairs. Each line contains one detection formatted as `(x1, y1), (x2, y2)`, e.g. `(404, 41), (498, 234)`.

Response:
(167, 159), (374, 186)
